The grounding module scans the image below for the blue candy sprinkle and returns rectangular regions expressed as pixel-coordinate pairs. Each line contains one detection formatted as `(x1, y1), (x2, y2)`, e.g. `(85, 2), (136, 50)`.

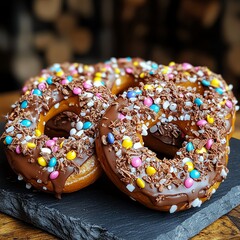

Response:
(215, 88), (224, 95)
(20, 100), (28, 109)
(190, 169), (201, 179)
(20, 119), (32, 127)
(67, 76), (73, 82)
(5, 135), (13, 145)
(194, 98), (203, 106)
(127, 91), (137, 99)
(149, 71), (154, 75)
(150, 104), (160, 113)
(107, 132), (114, 144)
(135, 89), (142, 95)
(126, 57), (132, 61)
(201, 79), (210, 87)
(46, 76), (53, 85)
(186, 142), (194, 152)
(83, 121), (92, 130)
(32, 89), (42, 96)
(151, 63), (158, 69)
(49, 157), (57, 167)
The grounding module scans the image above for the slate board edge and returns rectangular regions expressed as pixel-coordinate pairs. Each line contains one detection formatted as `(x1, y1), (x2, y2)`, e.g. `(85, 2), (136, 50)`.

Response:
(1, 185), (240, 240)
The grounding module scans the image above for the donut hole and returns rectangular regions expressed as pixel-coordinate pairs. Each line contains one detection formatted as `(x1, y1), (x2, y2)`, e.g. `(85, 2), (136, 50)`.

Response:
(45, 111), (78, 138)
(142, 123), (185, 159)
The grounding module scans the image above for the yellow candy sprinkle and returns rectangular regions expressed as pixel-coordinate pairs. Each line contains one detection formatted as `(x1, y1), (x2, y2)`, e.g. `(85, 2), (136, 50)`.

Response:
(94, 77), (102, 81)
(56, 71), (64, 77)
(207, 115), (214, 124)
(25, 90), (30, 95)
(133, 61), (139, 66)
(66, 150), (77, 160)
(37, 157), (47, 167)
(161, 67), (169, 74)
(184, 71), (190, 76)
(95, 72), (102, 77)
(206, 68), (212, 75)
(101, 67), (107, 72)
(139, 72), (145, 78)
(115, 68), (120, 74)
(35, 129), (41, 137)
(196, 147), (207, 154)
(185, 161), (194, 172)
(84, 65), (89, 70)
(144, 84), (154, 90)
(169, 61), (175, 66)
(60, 141), (64, 148)
(136, 178), (145, 188)
(211, 78), (220, 88)
(146, 166), (157, 176)
(220, 100), (226, 105)
(27, 142), (36, 149)
(38, 77), (46, 83)
(122, 138), (133, 149)
(225, 113), (232, 120)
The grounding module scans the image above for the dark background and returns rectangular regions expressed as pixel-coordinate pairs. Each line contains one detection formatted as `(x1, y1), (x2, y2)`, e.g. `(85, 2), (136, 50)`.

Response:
(0, 0), (240, 100)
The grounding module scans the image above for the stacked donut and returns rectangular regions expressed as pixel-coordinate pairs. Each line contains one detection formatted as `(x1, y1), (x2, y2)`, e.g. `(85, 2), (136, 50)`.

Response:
(1, 58), (238, 212)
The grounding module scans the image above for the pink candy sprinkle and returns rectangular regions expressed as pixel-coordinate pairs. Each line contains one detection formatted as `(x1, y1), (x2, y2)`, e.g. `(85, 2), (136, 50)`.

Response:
(118, 113), (125, 120)
(46, 140), (55, 147)
(168, 73), (174, 79)
(73, 87), (82, 95)
(71, 70), (78, 75)
(206, 139), (213, 150)
(126, 68), (133, 74)
(22, 86), (28, 93)
(16, 146), (21, 154)
(144, 97), (153, 107)
(182, 63), (192, 70)
(61, 79), (69, 85)
(53, 146), (59, 153)
(131, 157), (142, 168)
(197, 120), (207, 127)
(50, 171), (59, 180)
(226, 100), (233, 109)
(52, 137), (58, 142)
(38, 82), (46, 91)
(96, 93), (102, 98)
(83, 81), (92, 89)
(184, 177), (194, 188)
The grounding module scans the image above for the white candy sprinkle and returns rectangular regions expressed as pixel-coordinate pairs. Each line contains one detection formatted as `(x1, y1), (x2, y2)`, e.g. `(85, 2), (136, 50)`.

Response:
(43, 186), (48, 191)
(154, 98), (161, 104)
(70, 128), (77, 135)
(18, 175), (23, 181)
(221, 168), (227, 178)
(25, 136), (32, 141)
(26, 183), (32, 189)
(126, 184), (135, 192)
(221, 138), (226, 144)
(41, 148), (51, 154)
(185, 101), (193, 107)
(150, 125), (158, 133)
(87, 100), (94, 107)
(212, 188), (216, 194)
(191, 198), (202, 207)
(169, 205), (178, 213)
(198, 156), (204, 162)
(182, 157), (192, 164)
(160, 179), (166, 184)
(169, 103), (177, 112)
(163, 101), (170, 109)
(235, 106), (239, 111)
(103, 103), (109, 109)
(197, 70), (204, 77)
(89, 138), (94, 144)
(76, 121), (83, 130)
(6, 126), (14, 133)
(168, 116), (173, 122)
(115, 78), (121, 86)
(47, 167), (54, 172)
(167, 185), (172, 190)
(126, 116), (132, 120)
(133, 142), (142, 149)
(184, 114), (191, 120)
(141, 129), (148, 136)
(76, 130), (83, 136)
(54, 103), (60, 109)
(116, 150), (122, 157)
(80, 112), (86, 116)
(37, 179), (42, 183)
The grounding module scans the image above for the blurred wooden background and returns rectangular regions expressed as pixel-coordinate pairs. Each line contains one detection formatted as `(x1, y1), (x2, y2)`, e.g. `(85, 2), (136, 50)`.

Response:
(0, 0), (240, 101)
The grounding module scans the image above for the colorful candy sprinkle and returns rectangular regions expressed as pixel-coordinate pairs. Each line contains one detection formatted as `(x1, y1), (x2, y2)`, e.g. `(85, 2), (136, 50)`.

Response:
(131, 157), (142, 168)
(144, 97), (153, 107)
(190, 169), (201, 179)
(226, 100), (233, 109)
(185, 162), (194, 172)
(146, 166), (157, 176)
(184, 177), (194, 188)
(201, 79), (210, 87)
(35, 129), (41, 137)
(206, 139), (213, 150)
(38, 82), (46, 91)
(66, 150), (76, 160)
(67, 76), (73, 82)
(210, 78), (220, 88)
(37, 157), (47, 167)
(207, 115), (214, 124)
(32, 89), (42, 96)
(107, 132), (114, 144)
(46, 76), (53, 85)
(127, 91), (137, 99)
(122, 137), (133, 149)
(83, 81), (92, 89)
(5, 135), (13, 145)
(16, 145), (21, 154)
(136, 178), (145, 188)
(49, 157), (57, 167)
(27, 142), (36, 149)
(197, 120), (207, 127)
(20, 119), (32, 127)
(194, 98), (203, 106)
(150, 104), (160, 113)
(186, 142), (194, 152)
(50, 171), (59, 180)
(215, 88), (223, 95)
(46, 140), (55, 147)
(196, 147), (207, 154)
(83, 121), (92, 130)
(20, 100), (28, 109)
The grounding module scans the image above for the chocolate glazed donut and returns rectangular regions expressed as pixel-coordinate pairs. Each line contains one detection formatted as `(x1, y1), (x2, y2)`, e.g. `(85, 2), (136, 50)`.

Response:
(96, 62), (238, 212)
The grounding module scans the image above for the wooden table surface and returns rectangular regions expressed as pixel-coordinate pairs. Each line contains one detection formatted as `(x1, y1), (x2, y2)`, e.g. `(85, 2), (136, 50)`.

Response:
(0, 90), (240, 240)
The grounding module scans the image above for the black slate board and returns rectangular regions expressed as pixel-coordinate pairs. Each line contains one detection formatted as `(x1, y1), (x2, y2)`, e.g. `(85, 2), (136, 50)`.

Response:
(0, 122), (240, 240)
